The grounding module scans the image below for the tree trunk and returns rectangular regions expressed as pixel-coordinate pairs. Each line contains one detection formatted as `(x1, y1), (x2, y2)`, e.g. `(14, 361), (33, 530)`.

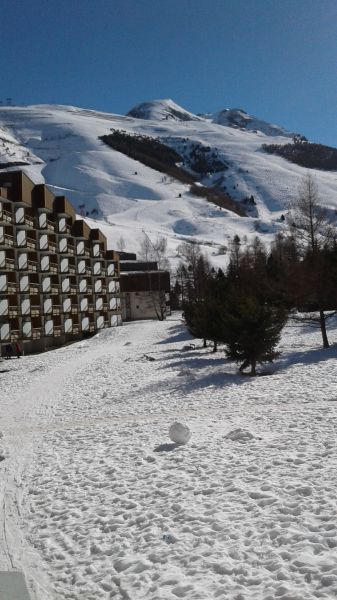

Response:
(213, 341), (217, 353)
(250, 359), (257, 376)
(319, 309), (330, 348)
(239, 359), (250, 372)
(203, 338), (207, 348)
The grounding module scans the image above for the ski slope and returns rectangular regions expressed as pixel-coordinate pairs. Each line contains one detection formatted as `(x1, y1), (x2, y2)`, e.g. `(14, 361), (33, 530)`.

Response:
(0, 100), (336, 266)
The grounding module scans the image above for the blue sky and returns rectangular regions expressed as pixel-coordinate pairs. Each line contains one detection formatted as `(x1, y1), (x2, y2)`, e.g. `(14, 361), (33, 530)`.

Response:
(2, 0), (336, 145)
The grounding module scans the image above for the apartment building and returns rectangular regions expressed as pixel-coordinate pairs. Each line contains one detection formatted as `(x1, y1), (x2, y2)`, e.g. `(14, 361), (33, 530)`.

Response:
(0, 171), (122, 354)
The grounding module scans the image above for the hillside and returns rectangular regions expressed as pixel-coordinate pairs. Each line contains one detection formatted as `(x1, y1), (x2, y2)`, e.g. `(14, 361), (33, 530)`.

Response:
(0, 100), (336, 267)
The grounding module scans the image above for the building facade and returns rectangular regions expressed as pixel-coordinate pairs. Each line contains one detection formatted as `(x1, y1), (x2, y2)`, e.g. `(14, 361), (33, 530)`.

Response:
(0, 171), (122, 354)
(119, 259), (170, 321)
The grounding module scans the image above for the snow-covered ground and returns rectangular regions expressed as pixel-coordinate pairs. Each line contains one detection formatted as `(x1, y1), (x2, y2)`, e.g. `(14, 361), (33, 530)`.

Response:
(1, 316), (337, 599)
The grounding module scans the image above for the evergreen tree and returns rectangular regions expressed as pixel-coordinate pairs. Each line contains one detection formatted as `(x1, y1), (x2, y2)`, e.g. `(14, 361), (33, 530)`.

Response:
(221, 293), (288, 376)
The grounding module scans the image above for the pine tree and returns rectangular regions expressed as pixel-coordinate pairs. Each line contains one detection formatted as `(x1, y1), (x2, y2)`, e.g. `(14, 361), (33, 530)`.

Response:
(222, 293), (288, 376)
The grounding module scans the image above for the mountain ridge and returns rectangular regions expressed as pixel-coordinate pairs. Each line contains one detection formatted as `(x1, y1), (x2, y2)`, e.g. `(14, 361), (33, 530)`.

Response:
(0, 100), (336, 268)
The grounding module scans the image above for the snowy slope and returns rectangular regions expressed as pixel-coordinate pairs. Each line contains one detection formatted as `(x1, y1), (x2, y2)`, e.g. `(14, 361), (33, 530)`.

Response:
(211, 107), (296, 137)
(0, 101), (336, 266)
(1, 317), (337, 599)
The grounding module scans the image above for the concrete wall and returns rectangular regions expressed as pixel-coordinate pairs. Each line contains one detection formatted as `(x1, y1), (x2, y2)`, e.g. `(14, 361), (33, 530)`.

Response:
(125, 291), (166, 320)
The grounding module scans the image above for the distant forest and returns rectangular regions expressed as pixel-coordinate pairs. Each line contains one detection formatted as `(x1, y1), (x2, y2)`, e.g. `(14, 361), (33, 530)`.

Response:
(99, 130), (245, 216)
(262, 141), (337, 171)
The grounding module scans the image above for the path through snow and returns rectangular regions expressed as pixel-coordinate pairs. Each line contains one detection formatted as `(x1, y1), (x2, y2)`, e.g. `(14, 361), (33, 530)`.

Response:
(1, 318), (337, 599)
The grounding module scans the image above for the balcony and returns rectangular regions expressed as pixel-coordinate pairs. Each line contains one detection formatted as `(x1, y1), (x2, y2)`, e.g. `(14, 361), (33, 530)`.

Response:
(1, 234), (14, 247)
(31, 306), (40, 317)
(9, 308), (19, 318)
(25, 216), (34, 228)
(49, 265), (58, 274)
(32, 328), (41, 340)
(29, 285), (40, 294)
(54, 326), (62, 337)
(37, 218), (55, 232)
(89, 323), (95, 332)
(59, 224), (71, 235)
(72, 325), (80, 335)
(68, 267), (76, 276)
(53, 305), (61, 315)
(40, 241), (57, 253)
(1, 257), (15, 271)
(71, 306), (78, 315)
(5, 283), (17, 294)
(0, 209), (12, 224)
(51, 286), (59, 295)
(26, 238), (37, 250)
(69, 287), (77, 295)
(10, 329), (20, 342)
(27, 261), (38, 273)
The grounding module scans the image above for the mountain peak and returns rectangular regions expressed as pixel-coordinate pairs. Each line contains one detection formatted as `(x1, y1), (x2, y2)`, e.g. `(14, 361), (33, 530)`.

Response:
(126, 99), (202, 122)
(212, 107), (293, 137)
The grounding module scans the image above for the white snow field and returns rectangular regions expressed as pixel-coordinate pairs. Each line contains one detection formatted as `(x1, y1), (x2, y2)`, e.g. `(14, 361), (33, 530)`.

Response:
(1, 101), (337, 268)
(1, 316), (337, 599)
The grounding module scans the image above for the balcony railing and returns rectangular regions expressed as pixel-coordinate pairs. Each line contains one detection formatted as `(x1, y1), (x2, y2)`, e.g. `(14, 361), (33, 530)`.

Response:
(26, 239), (37, 250)
(40, 242), (57, 253)
(9, 308), (19, 318)
(31, 306), (40, 317)
(10, 329), (20, 342)
(6, 283), (17, 294)
(29, 285), (40, 294)
(53, 306), (61, 315)
(71, 306), (78, 314)
(50, 265), (58, 274)
(32, 328), (41, 340)
(0, 210), (12, 223)
(51, 286), (59, 294)
(2, 234), (14, 247)
(68, 267), (76, 275)
(88, 306), (94, 313)
(54, 326), (62, 337)
(1, 258), (15, 271)
(27, 261), (38, 273)
(25, 216), (34, 227)
(47, 221), (55, 232)
(72, 326), (80, 335)
(70, 287), (77, 295)
(59, 225), (71, 235)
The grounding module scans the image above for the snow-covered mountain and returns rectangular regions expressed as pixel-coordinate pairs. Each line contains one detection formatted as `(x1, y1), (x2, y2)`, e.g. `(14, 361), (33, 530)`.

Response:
(127, 98), (202, 122)
(0, 100), (336, 268)
(211, 107), (295, 137)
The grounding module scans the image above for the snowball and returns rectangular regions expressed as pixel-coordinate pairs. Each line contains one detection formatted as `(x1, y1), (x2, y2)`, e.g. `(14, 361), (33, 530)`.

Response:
(169, 422), (191, 445)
